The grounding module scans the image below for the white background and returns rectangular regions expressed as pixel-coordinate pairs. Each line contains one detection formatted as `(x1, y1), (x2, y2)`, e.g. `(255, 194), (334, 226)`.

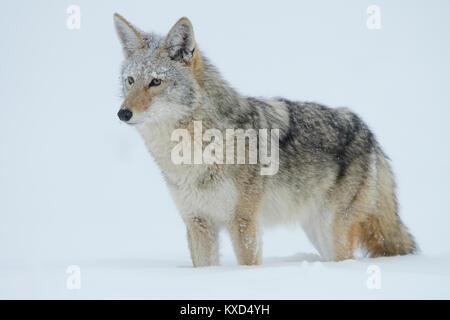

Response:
(1, 0), (449, 298)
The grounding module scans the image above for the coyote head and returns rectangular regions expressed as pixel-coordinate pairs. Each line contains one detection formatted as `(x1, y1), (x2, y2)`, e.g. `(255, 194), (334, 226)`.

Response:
(114, 14), (201, 125)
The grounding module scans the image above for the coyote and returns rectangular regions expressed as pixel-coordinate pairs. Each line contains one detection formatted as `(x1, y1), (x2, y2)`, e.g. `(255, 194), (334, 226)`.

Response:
(114, 14), (416, 266)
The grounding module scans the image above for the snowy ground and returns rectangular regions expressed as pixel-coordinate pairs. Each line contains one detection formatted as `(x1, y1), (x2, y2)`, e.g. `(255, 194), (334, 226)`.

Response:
(1, 1), (450, 299)
(1, 222), (450, 299)
(2, 248), (450, 299)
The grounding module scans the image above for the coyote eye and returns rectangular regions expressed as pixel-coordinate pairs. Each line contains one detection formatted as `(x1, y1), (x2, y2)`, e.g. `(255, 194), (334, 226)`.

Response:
(126, 76), (134, 89)
(149, 78), (161, 87)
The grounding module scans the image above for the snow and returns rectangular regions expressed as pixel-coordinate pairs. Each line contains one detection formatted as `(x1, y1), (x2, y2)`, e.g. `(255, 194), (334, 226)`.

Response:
(2, 249), (450, 299)
(1, 0), (450, 299)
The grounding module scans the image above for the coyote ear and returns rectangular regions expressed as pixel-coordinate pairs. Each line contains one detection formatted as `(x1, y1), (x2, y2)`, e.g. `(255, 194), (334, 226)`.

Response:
(164, 17), (196, 63)
(114, 13), (145, 57)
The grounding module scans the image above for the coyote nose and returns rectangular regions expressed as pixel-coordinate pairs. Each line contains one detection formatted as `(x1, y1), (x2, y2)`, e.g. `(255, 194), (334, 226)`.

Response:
(118, 109), (133, 122)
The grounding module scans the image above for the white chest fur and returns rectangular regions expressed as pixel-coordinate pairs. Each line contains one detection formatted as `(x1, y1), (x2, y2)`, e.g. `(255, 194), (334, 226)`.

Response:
(168, 177), (237, 226)
(137, 120), (238, 227)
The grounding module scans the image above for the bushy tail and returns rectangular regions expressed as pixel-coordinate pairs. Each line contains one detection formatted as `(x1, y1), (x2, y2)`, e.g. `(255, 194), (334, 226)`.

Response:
(361, 213), (417, 257)
(361, 148), (417, 257)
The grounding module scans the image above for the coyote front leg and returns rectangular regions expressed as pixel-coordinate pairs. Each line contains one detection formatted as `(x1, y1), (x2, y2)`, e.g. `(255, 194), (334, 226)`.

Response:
(228, 214), (262, 266)
(228, 195), (262, 265)
(228, 171), (263, 266)
(185, 216), (219, 267)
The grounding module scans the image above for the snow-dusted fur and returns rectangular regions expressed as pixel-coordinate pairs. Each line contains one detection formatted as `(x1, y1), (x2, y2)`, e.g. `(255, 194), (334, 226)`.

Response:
(114, 14), (416, 266)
